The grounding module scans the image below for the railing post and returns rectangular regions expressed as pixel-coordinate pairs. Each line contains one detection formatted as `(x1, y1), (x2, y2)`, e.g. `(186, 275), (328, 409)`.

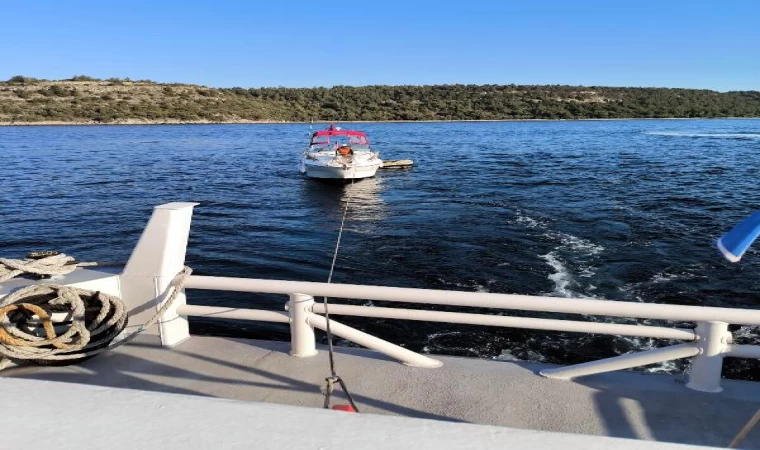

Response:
(288, 293), (317, 357)
(120, 202), (198, 347)
(686, 321), (730, 393)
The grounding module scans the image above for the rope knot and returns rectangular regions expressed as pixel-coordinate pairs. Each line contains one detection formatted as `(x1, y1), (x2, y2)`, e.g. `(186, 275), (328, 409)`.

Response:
(0, 253), (95, 282)
(321, 374), (359, 412)
(322, 375), (339, 396)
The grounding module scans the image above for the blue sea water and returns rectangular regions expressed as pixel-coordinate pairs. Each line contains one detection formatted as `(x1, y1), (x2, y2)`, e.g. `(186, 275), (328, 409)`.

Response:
(1, 119), (759, 378)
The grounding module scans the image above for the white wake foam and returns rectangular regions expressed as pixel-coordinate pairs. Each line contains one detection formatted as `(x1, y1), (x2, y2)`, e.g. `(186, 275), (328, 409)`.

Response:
(513, 211), (605, 298)
(514, 211), (543, 229)
(549, 230), (605, 256)
(541, 231), (603, 297)
(427, 331), (465, 340)
(493, 348), (548, 363)
(512, 212), (698, 373)
(540, 251), (576, 298)
(625, 336), (683, 374)
(435, 277), (490, 293)
(650, 270), (697, 284)
(645, 131), (760, 139)
(619, 265), (704, 298)
(734, 326), (760, 343)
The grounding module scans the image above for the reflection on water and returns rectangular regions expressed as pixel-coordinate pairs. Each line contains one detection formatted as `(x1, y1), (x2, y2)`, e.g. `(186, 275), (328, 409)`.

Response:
(300, 176), (387, 226)
(3, 120), (760, 380)
(344, 177), (387, 224)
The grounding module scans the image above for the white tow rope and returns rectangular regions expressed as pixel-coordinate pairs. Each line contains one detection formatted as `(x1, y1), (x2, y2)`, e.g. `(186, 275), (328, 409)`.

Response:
(321, 164), (360, 412)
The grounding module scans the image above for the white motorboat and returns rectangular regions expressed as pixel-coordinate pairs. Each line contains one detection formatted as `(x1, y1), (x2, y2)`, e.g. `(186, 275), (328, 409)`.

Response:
(299, 124), (382, 180)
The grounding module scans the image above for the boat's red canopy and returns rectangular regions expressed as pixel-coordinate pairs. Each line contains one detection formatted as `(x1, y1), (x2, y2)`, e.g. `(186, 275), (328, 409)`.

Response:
(310, 124), (369, 146)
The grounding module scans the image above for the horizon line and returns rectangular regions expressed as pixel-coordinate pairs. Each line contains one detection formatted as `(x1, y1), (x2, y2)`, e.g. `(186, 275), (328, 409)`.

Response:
(1, 75), (757, 94)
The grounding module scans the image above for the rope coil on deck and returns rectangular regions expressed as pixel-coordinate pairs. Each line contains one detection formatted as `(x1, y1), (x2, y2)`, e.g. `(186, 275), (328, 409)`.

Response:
(0, 252), (97, 282)
(0, 253), (192, 370)
(0, 285), (126, 367)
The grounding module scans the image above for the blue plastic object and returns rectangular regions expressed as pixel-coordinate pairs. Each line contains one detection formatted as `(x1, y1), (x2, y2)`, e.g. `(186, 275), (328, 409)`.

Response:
(717, 211), (760, 262)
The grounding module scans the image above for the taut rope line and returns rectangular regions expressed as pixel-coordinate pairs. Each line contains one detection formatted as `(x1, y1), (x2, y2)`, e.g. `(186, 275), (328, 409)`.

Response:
(321, 163), (360, 413)
(729, 409), (760, 448)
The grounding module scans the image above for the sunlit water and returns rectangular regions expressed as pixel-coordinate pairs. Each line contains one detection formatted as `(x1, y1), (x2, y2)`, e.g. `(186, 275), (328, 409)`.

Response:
(1, 119), (759, 379)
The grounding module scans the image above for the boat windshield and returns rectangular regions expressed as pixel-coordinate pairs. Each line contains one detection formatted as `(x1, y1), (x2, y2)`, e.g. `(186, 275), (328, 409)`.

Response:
(309, 129), (370, 151)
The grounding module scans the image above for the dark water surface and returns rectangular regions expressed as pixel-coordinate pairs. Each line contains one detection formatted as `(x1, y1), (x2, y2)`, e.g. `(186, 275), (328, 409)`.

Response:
(2, 120), (760, 379)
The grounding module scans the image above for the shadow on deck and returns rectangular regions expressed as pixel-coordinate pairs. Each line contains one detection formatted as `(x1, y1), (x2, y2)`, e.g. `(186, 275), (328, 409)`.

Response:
(4, 334), (759, 448)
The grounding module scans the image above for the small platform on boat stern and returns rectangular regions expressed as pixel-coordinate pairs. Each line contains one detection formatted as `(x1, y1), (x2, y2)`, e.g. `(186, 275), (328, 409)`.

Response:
(3, 334), (759, 448)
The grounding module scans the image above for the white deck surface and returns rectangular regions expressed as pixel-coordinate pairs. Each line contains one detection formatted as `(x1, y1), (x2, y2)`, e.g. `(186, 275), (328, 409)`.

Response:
(3, 334), (760, 448)
(1, 378), (715, 450)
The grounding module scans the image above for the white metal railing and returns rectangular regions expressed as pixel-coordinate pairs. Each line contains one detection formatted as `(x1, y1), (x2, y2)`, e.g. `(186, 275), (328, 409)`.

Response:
(309, 303), (696, 340)
(117, 202), (760, 395)
(183, 275), (760, 325)
(168, 274), (760, 393)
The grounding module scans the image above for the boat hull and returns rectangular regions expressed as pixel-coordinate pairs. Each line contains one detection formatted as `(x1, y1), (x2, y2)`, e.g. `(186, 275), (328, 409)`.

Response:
(301, 161), (381, 180)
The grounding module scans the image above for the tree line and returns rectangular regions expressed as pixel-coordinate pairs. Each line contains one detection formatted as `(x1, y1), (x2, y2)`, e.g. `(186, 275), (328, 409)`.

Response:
(1, 76), (758, 123)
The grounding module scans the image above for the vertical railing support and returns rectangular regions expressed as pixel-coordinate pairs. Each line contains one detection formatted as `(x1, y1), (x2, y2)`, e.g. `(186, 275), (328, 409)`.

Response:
(686, 321), (730, 393)
(120, 202), (198, 347)
(288, 293), (317, 357)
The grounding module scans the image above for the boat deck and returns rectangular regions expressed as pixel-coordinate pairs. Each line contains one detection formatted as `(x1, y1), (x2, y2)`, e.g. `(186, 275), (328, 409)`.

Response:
(4, 334), (759, 448)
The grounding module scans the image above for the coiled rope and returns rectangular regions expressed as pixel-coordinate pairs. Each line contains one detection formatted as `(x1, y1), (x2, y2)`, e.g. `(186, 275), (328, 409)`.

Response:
(321, 165), (360, 413)
(0, 252), (192, 370)
(0, 252), (97, 282)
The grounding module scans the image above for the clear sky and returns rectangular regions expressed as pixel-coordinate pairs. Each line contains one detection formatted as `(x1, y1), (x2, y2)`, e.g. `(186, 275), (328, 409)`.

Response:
(1, 0), (758, 91)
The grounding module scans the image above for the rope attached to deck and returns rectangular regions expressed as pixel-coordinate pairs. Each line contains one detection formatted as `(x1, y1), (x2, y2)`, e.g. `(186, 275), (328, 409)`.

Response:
(0, 262), (192, 370)
(0, 252), (97, 282)
(729, 409), (760, 448)
(321, 167), (360, 413)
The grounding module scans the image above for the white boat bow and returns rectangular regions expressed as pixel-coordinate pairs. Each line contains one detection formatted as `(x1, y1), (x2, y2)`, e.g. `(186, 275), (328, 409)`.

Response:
(300, 124), (382, 180)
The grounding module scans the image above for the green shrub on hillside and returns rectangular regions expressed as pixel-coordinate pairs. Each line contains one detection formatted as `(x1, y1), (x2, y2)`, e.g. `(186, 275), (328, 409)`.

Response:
(13, 89), (32, 99)
(69, 75), (100, 81)
(2, 80), (759, 123)
(6, 75), (39, 84)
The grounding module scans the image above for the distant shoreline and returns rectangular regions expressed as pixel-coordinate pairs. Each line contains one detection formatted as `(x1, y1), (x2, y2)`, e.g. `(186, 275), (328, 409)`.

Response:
(1, 117), (758, 127)
(3, 80), (758, 126)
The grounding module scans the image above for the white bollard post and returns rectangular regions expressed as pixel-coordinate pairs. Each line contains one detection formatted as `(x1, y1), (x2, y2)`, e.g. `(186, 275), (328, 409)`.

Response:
(288, 293), (317, 357)
(120, 202), (198, 347)
(686, 321), (730, 393)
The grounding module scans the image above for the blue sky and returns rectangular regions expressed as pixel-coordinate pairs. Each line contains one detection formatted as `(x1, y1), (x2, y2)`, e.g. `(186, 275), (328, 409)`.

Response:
(1, 0), (758, 91)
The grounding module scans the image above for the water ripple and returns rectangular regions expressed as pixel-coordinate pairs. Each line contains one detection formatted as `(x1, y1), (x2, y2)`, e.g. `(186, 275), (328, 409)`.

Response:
(2, 119), (759, 379)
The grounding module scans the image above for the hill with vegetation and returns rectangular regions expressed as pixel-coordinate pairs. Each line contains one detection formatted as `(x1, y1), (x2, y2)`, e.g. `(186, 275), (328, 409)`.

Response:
(1, 75), (759, 124)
